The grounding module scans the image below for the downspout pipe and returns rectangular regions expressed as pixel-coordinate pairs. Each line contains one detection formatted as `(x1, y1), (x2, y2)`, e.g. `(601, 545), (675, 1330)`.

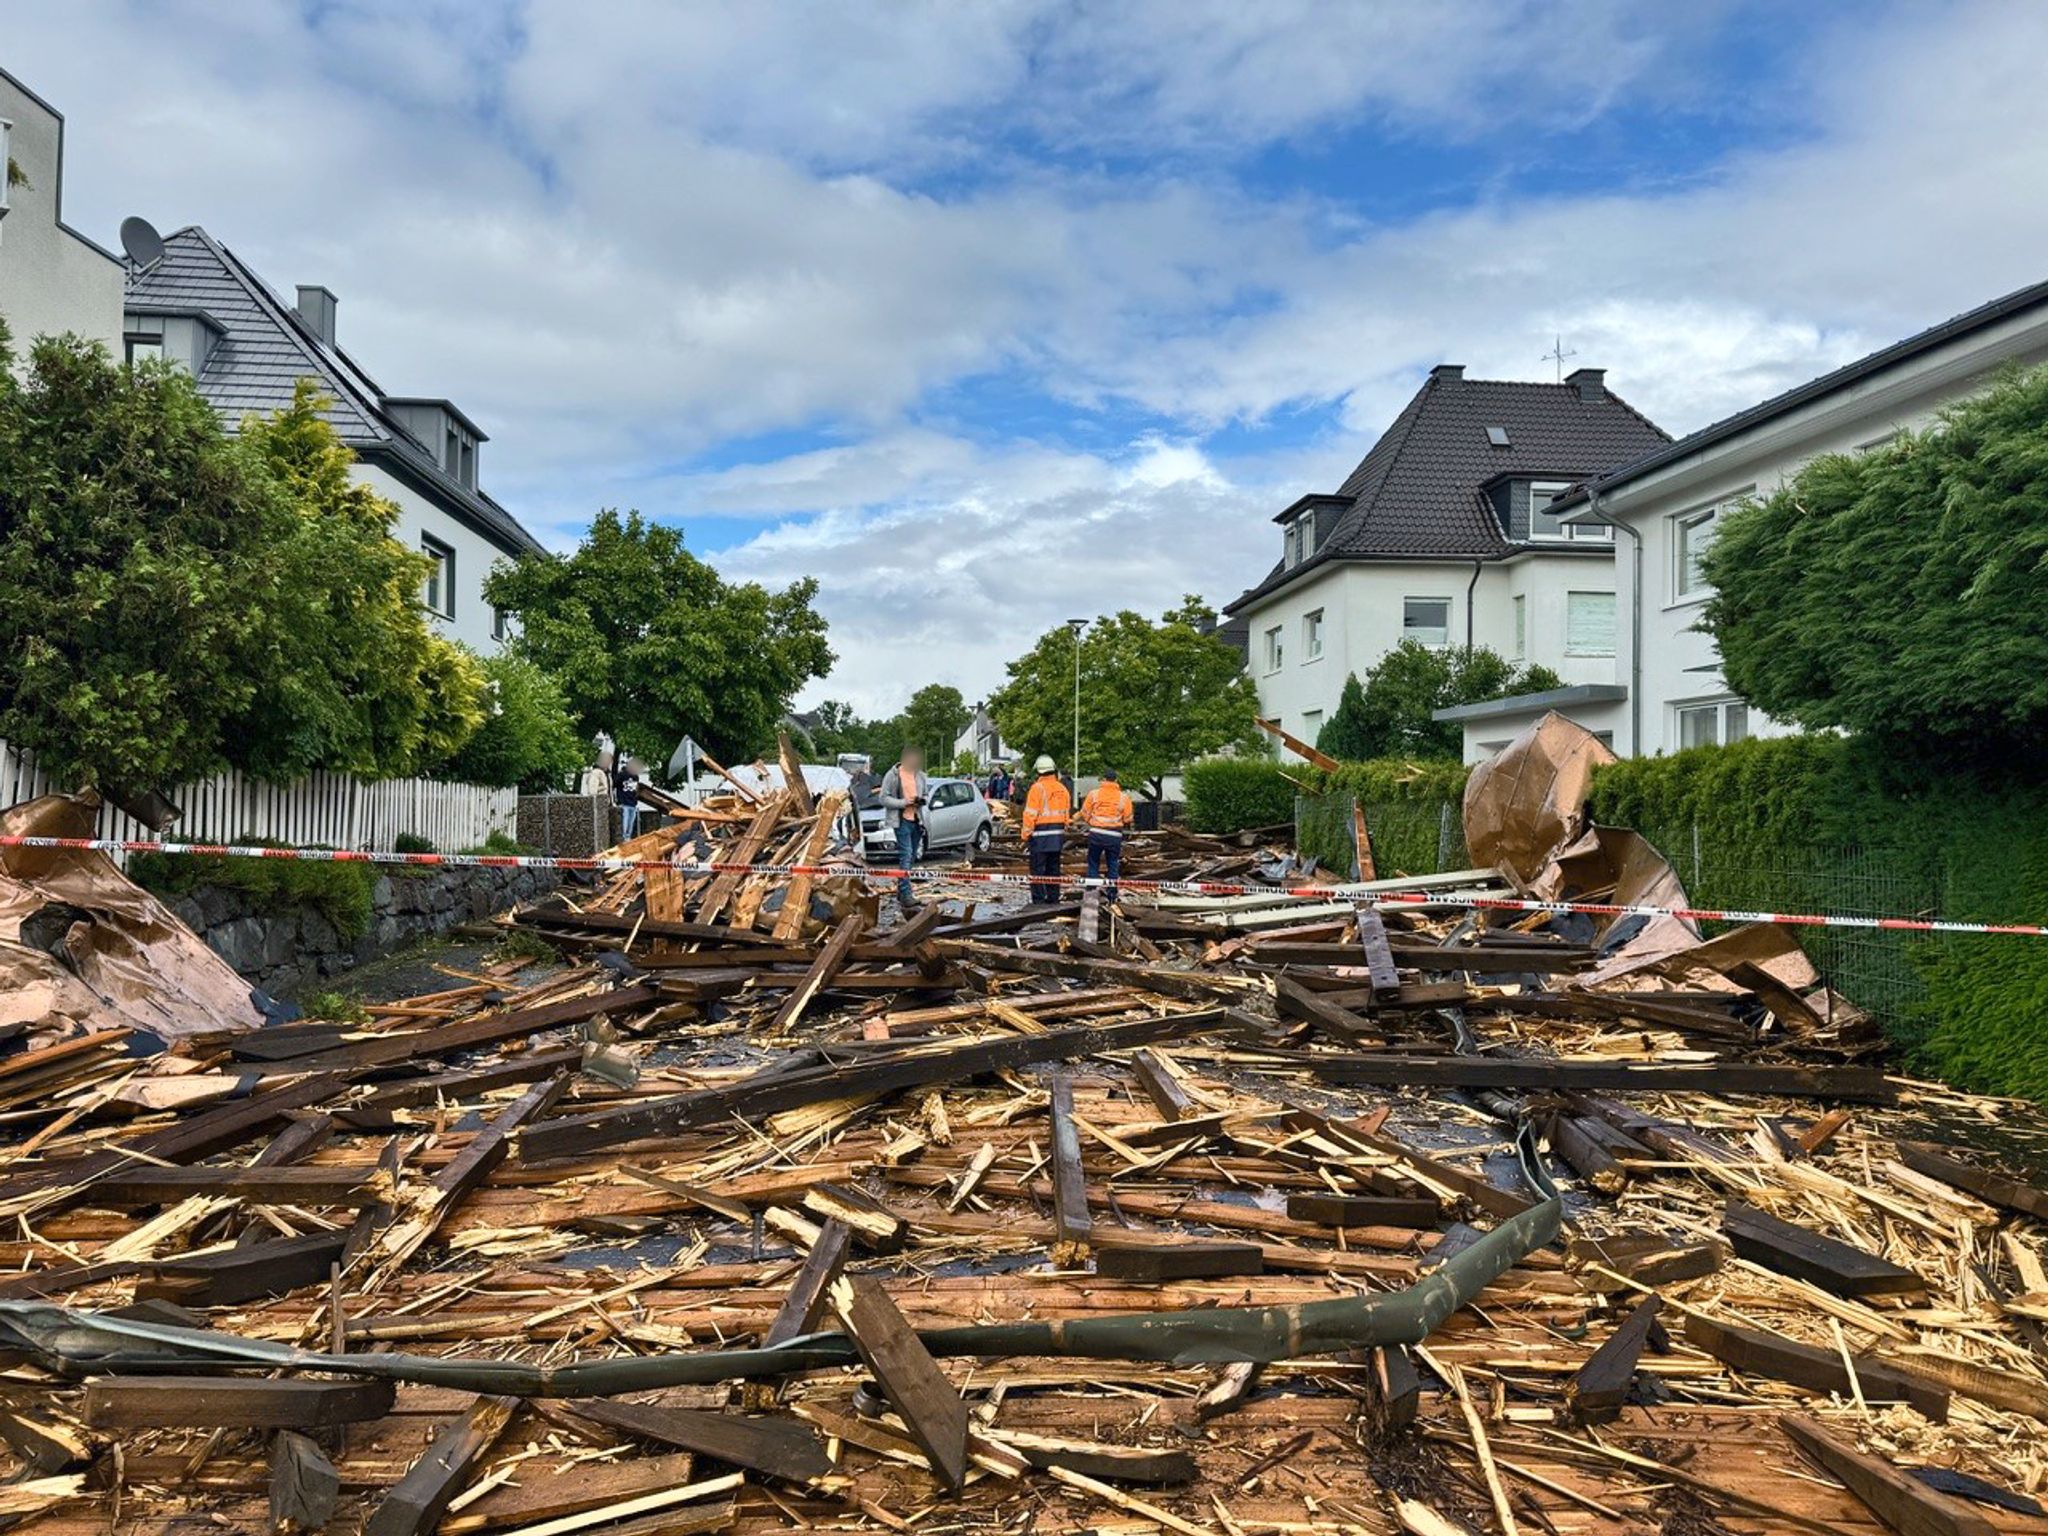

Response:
(1583, 487), (1641, 753)
(1465, 557), (1483, 652)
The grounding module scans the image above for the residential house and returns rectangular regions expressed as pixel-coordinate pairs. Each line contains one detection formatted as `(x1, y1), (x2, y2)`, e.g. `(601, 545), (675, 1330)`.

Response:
(952, 702), (1011, 768)
(1223, 365), (1668, 752)
(125, 226), (544, 653)
(0, 68), (124, 356)
(1443, 277), (2048, 761)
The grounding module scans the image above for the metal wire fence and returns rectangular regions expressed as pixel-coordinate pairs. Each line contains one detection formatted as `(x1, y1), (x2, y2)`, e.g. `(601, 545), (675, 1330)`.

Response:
(1296, 789), (1938, 1027)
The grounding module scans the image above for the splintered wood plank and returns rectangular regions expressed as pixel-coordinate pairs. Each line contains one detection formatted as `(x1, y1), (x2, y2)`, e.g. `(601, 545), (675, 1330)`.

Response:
(1353, 905), (1402, 998)
(776, 731), (816, 819)
(1897, 1140), (2048, 1221)
(1722, 1200), (1922, 1297)
(363, 1394), (518, 1536)
(763, 1218), (851, 1347)
(1780, 1412), (1997, 1536)
(442, 1454), (725, 1536)
(1080, 883), (1103, 945)
(563, 1397), (832, 1483)
(831, 1276), (968, 1491)
(1362, 1344), (1420, 1432)
(83, 1376), (395, 1431)
(801, 1183), (907, 1253)
(77, 1164), (389, 1209)
(1273, 975), (1378, 1042)
(694, 794), (785, 926)
(1682, 1312), (1948, 1420)
(1048, 1071), (1092, 1265)
(769, 913), (865, 1032)
(1562, 1295), (1660, 1425)
(1128, 1047), (1194, 1121)
(268, 1430), (337, 1536)
(772, 790), (848, 942)
(1094, 1241), (1264, 1283)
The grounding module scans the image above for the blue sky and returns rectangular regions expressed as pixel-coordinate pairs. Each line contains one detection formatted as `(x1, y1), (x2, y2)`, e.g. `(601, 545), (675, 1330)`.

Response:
(11, 0), (2048, 712)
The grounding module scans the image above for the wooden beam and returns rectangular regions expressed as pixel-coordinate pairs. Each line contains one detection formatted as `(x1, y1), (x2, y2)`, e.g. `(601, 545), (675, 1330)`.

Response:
(1562, 1296), (1660, 1425)
(364, 1394), (519, 1536)
(1127, 1048), (1193, 1121)
(1897, 1140), (2048, 1221)
(1361, 1345), (1420, 1434)
(1273, 975), (1378, 1041)
(1683, 1313), (1947, 1421)
(563, 1397), (832, 1484)
(768, 913), (865, 1032)
(831, 1276), (969, 1491)
(1780, 1413), (1997, 1536)
(763, 1219), (851, 1348)
(1047, 1072), (1092, 1265)
(84, 1377), (395, 1430)
(269, 1430), (338, 1536)
(1285, 1193), (1438, 1229)
(1254, 715), (1339, 771)
(134, 1229), (350, 1308)
(78, 1164), (388, 1209)
(1296, 1053), (1898, 1102)
(1723, 1200), (1922, 1298)
(772, 789), (847, 942)
(1094, 1241), (1263, 1283)
(1353, 906), (1403, 998)
(775, 730), (815, 818)
(800, 1183), (907, 1254)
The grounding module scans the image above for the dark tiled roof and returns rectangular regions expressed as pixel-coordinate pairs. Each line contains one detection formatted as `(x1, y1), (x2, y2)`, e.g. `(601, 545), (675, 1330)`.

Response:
(1552, 274), (2048, 515)
(1226, 369), (1668, 612)
(126, 228), (543, 557)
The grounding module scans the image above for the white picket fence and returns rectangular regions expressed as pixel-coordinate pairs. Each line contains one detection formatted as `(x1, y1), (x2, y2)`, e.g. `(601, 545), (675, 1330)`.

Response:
(0, 737), (517, 858)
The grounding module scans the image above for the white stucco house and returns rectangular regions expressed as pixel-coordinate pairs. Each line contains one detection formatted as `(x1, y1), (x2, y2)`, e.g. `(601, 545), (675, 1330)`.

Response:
(124, 227), (543, 653)
(1443, 277), (2048, 762)
(1222, 365), (1669, 752)
(0, 68), (124, 357)
(953, 702), (1011, 768)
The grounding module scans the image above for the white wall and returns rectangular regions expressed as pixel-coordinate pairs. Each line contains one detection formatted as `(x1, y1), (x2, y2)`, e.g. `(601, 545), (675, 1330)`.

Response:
(357, 462), (514, 655)
(0, 75), (124, 358)
(1606, 303), (2048, 755)
(1238, 550), (1618, 749)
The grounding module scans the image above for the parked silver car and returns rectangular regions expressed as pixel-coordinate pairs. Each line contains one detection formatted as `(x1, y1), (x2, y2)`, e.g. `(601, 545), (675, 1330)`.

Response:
(856, 775), (995, 857)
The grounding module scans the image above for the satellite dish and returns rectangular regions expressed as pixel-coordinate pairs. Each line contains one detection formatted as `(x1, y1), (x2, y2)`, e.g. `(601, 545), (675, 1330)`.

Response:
(119, 216), (164, 269)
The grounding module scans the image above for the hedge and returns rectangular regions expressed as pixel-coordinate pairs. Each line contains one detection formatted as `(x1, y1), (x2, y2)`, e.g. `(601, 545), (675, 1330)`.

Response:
(1184, 759), (1297, 834)
(1587, 736), (2048, 1100)
(131, 837), (377, 939)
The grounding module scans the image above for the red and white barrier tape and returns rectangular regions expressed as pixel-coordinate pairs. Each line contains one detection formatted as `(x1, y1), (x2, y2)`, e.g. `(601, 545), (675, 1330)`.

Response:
(3, 833), (2042, 939)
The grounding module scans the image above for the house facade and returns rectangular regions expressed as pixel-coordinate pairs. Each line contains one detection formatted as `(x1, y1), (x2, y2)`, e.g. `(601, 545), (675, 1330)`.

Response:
(1445, 278), (2048, 762)
(0, 68), (123, 357)
(1224, 365), (1669, 751)
(953, 703), (1011, 768)
(125, 227), (543, 653)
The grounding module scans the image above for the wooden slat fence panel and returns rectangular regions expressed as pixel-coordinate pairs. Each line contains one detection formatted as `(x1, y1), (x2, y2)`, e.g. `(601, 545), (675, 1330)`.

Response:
(0, 740), (515, 864)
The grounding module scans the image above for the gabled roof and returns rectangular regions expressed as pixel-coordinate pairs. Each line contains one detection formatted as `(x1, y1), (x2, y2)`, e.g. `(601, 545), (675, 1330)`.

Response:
(1226, 367), (1668, 613)
(125, 227), (543, 557)
(1554, 274), (2048, 516)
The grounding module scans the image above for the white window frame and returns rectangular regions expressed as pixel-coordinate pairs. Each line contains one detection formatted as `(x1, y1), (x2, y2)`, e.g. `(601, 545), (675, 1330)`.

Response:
(1511, 594), (1526, 660)
(1527, 480), (1575, 541)
(421, 534), (456, 620)
(1302, 608), (1324, 661)
(0, 119), (13, 216)
(1403, 596), (1451, 649)
(491, 605), (512, 642)
(1263, 625), (1284, 674)
(1300, 709), (1324, 744)
(1671, 489), (1749, 602)
(1564, 589), (1616, 658)
(1671, 696), (1750, 751)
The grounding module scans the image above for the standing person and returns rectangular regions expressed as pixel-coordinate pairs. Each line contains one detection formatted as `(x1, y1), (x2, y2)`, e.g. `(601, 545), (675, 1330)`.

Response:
(1020, 754), (1072, 904)
(1079, 769), (1134, 903)
(988, 763), (1011, 801)
(615, 759), (642, 840)
(878, 745), (927, 914)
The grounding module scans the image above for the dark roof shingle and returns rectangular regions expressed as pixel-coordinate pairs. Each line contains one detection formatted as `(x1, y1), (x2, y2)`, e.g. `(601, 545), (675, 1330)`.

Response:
(1227, 368), (1668, 612)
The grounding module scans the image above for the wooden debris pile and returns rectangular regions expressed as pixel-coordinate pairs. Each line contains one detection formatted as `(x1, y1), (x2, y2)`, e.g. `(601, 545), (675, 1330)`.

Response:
(0, 722), (2045, 1536)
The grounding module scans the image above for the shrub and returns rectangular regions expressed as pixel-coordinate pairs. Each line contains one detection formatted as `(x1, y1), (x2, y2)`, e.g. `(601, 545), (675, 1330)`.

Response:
(1298, 759), (1473, 875)
(394, 833), (437, 855)
(132, 838), (377, 938)
(1184, 758), (1299, 833)
(435, 653), (584, 792)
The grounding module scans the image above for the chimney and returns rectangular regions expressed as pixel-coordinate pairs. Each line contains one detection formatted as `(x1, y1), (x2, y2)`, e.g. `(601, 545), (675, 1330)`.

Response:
(1430, 363), (1465, 384)
(1565, 366), (1606, 403)
(295, 285), (338, 347)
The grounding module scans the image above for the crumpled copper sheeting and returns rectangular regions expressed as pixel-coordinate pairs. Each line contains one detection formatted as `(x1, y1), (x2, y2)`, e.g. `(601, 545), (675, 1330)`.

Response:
(0, 793), (263, 1044)
(1543, 823), (1703, 986)
(1461, 711), (1618, 887)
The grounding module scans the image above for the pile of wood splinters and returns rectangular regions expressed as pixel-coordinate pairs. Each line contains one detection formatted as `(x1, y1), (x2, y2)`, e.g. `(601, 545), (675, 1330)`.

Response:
(0, 717), (2045, 1536)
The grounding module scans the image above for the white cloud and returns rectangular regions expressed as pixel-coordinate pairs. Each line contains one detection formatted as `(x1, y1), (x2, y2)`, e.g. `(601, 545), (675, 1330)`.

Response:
(6, 0), (2048, 714)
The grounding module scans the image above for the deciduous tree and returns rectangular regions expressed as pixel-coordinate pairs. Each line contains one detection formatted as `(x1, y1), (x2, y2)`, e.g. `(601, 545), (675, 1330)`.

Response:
(989, 598), (1259, 798)
(1318, 642), (1562, 760)
(486, 509), (833, 766)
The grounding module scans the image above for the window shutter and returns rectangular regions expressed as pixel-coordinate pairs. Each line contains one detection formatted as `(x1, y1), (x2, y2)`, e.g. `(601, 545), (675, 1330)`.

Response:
(1566, 592), (1615, 656)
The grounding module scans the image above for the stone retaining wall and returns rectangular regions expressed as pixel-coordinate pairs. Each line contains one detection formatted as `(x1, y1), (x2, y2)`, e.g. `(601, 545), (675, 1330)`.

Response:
(165, 866), (560, 1001)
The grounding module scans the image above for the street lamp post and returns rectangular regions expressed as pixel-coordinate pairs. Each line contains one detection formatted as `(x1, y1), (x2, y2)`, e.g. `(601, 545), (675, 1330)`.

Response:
(1066, 618), (1086, 781)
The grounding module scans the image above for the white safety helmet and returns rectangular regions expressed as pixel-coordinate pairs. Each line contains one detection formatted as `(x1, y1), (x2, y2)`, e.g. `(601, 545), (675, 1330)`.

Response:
(1034, 754), (1057, 774)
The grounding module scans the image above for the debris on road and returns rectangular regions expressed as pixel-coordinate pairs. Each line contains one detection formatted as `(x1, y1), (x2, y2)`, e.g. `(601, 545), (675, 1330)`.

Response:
(0, 714), (2044, 1535)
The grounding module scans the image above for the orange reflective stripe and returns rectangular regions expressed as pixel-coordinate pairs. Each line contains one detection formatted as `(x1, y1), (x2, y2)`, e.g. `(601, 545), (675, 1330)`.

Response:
(1082, 787), (1132, 830)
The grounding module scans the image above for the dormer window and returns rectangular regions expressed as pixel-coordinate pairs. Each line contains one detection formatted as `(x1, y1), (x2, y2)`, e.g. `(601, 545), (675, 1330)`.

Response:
(1528, 480), (1611, 542)
(1283, 510), (1319, 568)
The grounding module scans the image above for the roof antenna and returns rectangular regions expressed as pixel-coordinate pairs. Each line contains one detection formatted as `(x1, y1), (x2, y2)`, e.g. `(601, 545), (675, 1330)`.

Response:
(119, 216), (165, 271)
(1541, 334), (1577, 383)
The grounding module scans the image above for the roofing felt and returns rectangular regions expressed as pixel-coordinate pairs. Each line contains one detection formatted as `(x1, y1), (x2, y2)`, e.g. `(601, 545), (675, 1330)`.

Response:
(125, 227), (543, 557)
(1228, 370), (1668, 612)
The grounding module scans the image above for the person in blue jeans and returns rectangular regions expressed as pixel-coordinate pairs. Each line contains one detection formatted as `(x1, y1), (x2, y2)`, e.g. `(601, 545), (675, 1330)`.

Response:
(615, 763), (642, 839)
(878, 745), (927, 914)
(1079, 769), (1134, 902)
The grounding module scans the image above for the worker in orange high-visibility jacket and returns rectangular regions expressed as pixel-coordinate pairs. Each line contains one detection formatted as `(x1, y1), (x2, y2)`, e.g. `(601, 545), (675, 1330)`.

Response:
(1020, 755), (1073, 904)
(1079, 769), (1135, 904)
